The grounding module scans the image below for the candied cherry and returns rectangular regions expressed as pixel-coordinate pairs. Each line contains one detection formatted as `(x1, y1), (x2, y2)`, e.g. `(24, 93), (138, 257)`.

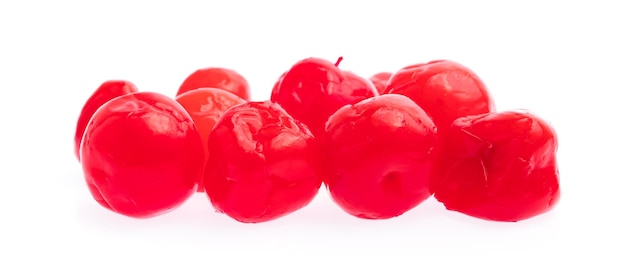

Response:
(80, 92), (204, 218)
(74, 80), (138, 161)
(431, 110), (560, 222)
(204, 101), (322, 223)
(369, 72), (392, 95)
(324, 94), (438, 219)
(271, 57), (378, 137)
(175, 88), (246, 192)
(177, 67), (250, 101)
(386, 60), (494, 136)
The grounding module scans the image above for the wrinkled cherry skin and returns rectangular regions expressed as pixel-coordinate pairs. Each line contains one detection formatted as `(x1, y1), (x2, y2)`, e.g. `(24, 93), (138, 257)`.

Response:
(369, 72), (392, 95)
(204, 101), (322, 223)
(324, 94), (438, 219)
(385, 60), (494, 136)
(271, 57), (378, 137)
(177, 67), (251, 101)
(175, 88), (246, 192)
(74, 80), (138, 161)
(431, 111), (560, 222)
(80, 92), (204, 218)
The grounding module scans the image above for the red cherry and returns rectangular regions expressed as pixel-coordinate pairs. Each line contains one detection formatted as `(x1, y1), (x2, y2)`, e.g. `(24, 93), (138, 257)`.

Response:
(74, 80), (138, 161)
(369, 72), (392, 95)
(204, 101), (322, 223)
(386, 60), (495, 136)
(175, 88), (246, 192)
(324, 94), (438, 219)
(80, 92), (204, 218)
(177, 67), (251, 101)
(431, 111), (560, 222)
(344, 71), (378, 97)
(271, 57), (378, 136)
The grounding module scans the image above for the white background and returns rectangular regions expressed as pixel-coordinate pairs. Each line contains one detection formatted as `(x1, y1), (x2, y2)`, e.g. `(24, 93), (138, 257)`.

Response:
(1, 0), (623, 265)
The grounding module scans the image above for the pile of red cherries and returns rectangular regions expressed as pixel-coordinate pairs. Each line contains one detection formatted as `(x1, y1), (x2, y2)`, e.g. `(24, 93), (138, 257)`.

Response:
(74, 57), (560, 223)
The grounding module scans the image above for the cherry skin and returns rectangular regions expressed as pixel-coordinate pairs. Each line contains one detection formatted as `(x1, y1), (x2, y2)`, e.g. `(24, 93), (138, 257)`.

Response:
(271, 57), (378, 137)
(385, 60), (495, 137)
(204, 101), (322, 223)
(271, 70), (373, 110)
(344, 70), (378, 97)
(175, 88), (246, 192)
(323, 94), (438, 219)
(369, 72), (392, 95)
(430, 110), (560, 222)
(177, 67), (251, 101)
(80, 91), (204, 218)
(74, 80), (138, 161)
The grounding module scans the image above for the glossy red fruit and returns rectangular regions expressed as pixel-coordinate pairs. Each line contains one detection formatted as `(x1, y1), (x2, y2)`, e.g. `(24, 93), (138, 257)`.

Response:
(386, 60), (494, 136)
(175, 88), (246, 192)
(369, 72), (392, 95)
(204, 101), (322, 223)
(80, 92), (204, 218)
(74, 80), (138, 161)
(431, 111), (560, 222)
(324, 94), (438, 219)
(271, 57), (378, 136)
(177, 67), (250, 101)
(344, 70), (378, 96)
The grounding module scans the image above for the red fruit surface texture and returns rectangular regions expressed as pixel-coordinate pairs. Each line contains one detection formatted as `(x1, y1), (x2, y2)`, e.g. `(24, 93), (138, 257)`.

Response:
(271, 57), (378, 136)
(324, 94), (438, 219)
(177, 67), (250, 101)
(204, 101), (322, 223)
(74, 80), (138, 161)
(386, 60), (494, 136)
(369, 72), (392, 95)
(176, 88), (246, 192)
(80, 92), (204, 218)
(431, 110), (560, 222)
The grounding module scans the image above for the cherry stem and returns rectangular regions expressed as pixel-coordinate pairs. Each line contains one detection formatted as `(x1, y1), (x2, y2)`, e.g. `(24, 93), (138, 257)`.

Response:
(335, 56), (344, 67)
